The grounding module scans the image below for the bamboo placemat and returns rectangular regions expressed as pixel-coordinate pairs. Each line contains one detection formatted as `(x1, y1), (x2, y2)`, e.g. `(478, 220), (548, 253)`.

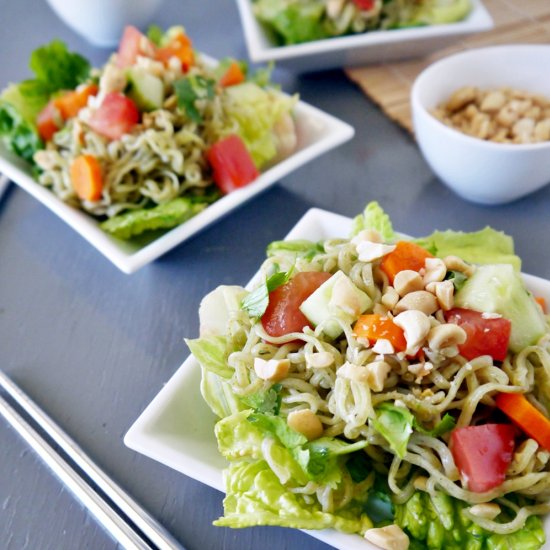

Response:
(345, 0), (550, 132)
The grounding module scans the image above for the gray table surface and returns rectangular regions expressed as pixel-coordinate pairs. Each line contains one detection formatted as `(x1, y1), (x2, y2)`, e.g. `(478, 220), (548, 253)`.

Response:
(1, 1), (550, 549)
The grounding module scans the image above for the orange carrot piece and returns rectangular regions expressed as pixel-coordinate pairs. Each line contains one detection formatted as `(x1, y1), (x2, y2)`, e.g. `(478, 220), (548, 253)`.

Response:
(70, 155), (103, 202)
(219, 61), (245, 87)
(36, 100), (61, 142)
(155, 31), (194, 71)
(535, 296), (547, 313)
(380, 241), (434, 284)
(55, 84), (98, 119)
(353, 314), (407, 352)
(495, 392), (550, 451)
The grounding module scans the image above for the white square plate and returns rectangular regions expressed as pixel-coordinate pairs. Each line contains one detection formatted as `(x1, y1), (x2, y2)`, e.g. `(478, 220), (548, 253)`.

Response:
(124, 207), (550, 549)
(235, 0), (493, 73)
(0, 85), (353, 274)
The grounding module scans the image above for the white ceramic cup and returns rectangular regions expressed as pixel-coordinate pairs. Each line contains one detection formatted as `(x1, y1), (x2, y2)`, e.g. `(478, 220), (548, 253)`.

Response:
(411, 45), (550, 205)
(46, 0), (165, 47)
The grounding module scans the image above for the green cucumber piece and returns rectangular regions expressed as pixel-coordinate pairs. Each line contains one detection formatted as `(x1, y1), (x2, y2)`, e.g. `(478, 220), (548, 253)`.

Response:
(127, 68), (164, 111)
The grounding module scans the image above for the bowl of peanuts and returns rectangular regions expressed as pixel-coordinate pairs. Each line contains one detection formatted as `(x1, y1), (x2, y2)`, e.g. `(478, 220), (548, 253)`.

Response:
(411, 44), (550, 204)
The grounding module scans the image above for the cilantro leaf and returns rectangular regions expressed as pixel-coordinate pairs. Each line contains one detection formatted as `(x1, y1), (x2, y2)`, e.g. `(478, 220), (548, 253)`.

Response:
(174, 75), (215, 123)
(241, 269), (293, 318)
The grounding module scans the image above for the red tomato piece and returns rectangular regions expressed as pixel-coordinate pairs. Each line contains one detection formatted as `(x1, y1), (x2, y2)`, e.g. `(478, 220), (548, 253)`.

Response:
(444, 308), (511, 361)
(261, 272), (332, 337)
(450, 424), (516, 493)
(206, 134), (259, 194)
(36, 100), (61, 142)
(88, 92), (140, 141)
(352, 0), (375, 9)
(117, 26), (151, 68)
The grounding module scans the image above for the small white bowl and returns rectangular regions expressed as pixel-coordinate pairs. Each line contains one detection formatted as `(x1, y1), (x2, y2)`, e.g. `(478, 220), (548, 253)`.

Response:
(235, 0), (493, 73)
(411, 44), (550, 205)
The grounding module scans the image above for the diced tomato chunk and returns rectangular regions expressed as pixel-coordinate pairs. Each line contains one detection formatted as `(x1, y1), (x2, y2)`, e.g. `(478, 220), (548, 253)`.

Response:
(262, 272), (332, 337)
(117, 25), (151, 68)
(206, 134), (259, 194)
(444, 308), (511, 361)
(88, 92), (140, 141)
(37, 101), (61, 141)
(450, 424), (516, 493)
(352, 0), (375, 9)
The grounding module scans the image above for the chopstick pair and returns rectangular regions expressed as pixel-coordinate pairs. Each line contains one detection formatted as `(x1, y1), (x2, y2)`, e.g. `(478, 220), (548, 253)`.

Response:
(0, 370), (183, 550)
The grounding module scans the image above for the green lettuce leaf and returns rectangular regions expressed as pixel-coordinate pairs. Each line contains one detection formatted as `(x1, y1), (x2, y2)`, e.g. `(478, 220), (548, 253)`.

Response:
(214, 460), (372, 533)
(412, 0), (472, 25)
(414, 226), (521, 271)
(186, 335), (234, 379)
(350, 201), (396, 242)
(100, 197), (209, 240)
(372, 403), (414, 459)
(174, 75), (215, 124)
(252, 0), (328, 45)
(222, 81), (297, 168)
(395, 490), (545, 550)
(240, 383), (282, 415)
(266, 239), (325, 260)
(200, 368), (243, 418)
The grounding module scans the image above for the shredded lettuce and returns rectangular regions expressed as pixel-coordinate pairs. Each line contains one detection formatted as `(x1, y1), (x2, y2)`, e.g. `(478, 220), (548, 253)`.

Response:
(100, 197), (211, 240)
(372, 403), (414, 459)
(240, 384), (283, 415)
(266, 239), (325, 260)
(200, 368), (244, 419)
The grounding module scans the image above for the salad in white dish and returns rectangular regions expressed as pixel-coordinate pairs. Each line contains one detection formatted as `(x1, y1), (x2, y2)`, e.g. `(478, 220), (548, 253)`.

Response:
(186, 202), (549, 549)
(0, 25), (297, 240)
(252, 0), (472, 46)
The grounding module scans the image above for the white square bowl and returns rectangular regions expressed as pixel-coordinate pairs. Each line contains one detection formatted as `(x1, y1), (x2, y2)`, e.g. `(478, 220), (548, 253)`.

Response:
(235, 0), (493, 73)
(124, 206), (550, 549)
(0, 82), (353, 274)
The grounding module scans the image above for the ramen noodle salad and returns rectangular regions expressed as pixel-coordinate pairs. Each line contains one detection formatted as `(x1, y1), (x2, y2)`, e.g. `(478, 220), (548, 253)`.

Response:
(0, 26), (297, 240)
(252, 0), (472, 46)
(187, 202), (550, 549)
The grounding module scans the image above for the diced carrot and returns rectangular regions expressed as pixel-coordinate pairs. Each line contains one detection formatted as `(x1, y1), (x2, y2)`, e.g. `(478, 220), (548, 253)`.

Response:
(55, 84), (98, 119)
(535, 296), (547, 313)
(155, 31), (194, 71)
(495, 392), (550, 452)
(219, 61), (245, 87)
(353, 313), (407, 352)
(36, 100), (61, 142)
(70, 155), (103, 202)
(380, 241), (434, 284)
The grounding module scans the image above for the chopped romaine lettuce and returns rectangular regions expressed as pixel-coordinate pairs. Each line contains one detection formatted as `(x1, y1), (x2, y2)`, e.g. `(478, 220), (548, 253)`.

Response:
(414, 226), (521, 271)
(395, 491), (545, 550)
(100, 197), (209, 239)
(174, 75), (215, 124)
(214, 460), (372, 532)
(266, 239), (325, 260)
(240, 383), (283, 415)
(372, 402), (414, 459)
(185, 336), (234, 379)
(350, 200), (397, 242)
(200, 368), (244, 419)
(222, 82), (298, 168)
(252, 0), (328, 45)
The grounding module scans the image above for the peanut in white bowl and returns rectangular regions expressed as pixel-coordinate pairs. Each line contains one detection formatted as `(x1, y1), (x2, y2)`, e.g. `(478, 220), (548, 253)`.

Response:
(411, 45), (550, 205)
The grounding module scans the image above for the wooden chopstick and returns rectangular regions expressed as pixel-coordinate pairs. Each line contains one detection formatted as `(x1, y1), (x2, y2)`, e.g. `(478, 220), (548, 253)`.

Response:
(0, 371), (183, 550)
